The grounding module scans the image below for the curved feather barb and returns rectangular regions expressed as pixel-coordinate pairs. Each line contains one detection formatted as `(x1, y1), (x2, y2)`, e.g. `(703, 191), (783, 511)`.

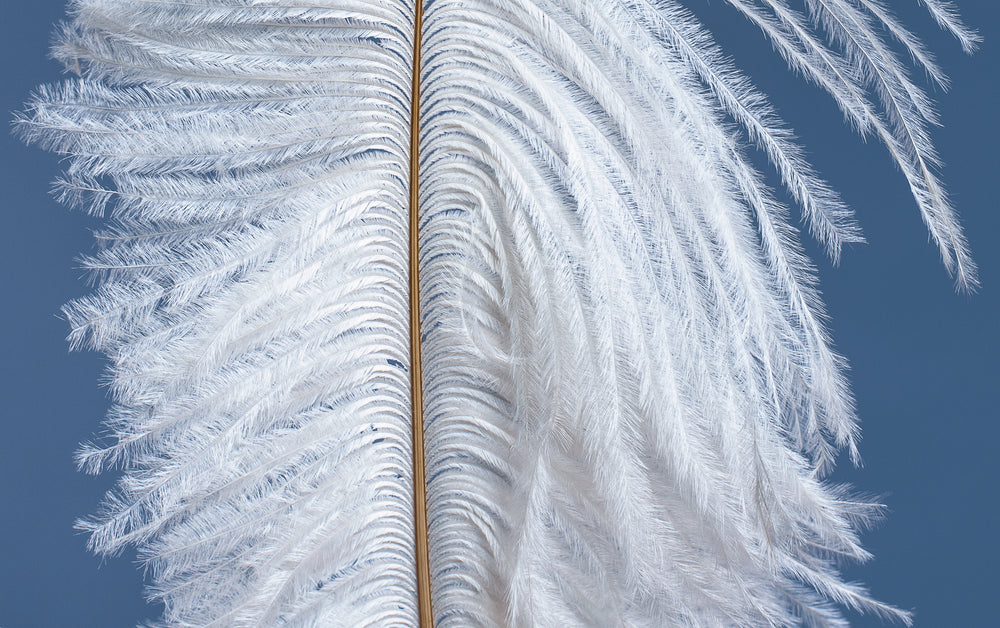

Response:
(17, 0), (976, 625)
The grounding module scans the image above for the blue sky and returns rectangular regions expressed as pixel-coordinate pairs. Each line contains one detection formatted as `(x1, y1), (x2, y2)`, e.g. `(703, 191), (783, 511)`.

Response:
(1, 2), (997, 626)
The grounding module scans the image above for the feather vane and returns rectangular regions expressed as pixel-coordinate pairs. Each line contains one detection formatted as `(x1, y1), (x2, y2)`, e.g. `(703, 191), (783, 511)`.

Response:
(17, 0), (976, 625)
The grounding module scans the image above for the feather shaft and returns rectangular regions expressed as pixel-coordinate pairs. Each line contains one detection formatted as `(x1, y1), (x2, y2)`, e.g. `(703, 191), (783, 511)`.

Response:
(409, 1), (433, 625)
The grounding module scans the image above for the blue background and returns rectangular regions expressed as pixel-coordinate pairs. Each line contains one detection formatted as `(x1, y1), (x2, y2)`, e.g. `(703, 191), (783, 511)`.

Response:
(1, 2), (996, 626)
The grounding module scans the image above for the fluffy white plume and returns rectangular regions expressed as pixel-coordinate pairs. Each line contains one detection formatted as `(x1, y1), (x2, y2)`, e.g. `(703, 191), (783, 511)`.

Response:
(18, 0), (975, 625)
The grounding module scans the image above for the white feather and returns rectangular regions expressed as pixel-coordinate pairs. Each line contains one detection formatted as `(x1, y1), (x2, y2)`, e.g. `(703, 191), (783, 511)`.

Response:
(18, 0), (976, 625)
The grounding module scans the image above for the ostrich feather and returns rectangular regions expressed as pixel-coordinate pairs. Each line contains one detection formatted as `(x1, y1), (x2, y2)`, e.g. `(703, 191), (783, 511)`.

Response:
(17, 0), (977, 625)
